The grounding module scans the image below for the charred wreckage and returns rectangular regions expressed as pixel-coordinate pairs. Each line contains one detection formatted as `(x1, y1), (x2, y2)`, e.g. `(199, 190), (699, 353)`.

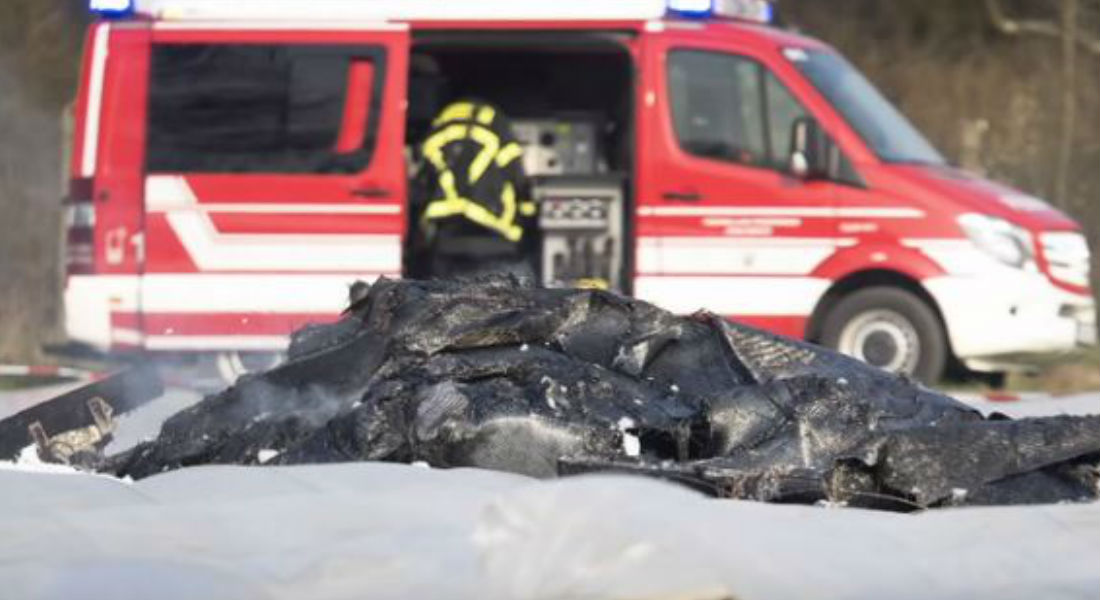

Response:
(12, 278), (1100, 510)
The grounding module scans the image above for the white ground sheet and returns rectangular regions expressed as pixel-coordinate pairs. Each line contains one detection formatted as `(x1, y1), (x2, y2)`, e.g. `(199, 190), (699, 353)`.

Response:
(1, 462), (1098, 600)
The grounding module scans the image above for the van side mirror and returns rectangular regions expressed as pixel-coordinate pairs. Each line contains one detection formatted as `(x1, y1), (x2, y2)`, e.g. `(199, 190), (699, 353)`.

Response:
(788, 117), (827, 180)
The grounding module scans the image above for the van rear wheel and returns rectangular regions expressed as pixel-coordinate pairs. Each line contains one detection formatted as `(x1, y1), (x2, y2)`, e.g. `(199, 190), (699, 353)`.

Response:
(820, 287), (946, 384)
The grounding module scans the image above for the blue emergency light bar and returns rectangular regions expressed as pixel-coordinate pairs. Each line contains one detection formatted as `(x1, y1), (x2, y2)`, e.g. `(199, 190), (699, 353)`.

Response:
(667, 0), (774, 23)
(90, 0), (134, 17)
(667, 0), (714, 17)
(91, 0), (770, 23)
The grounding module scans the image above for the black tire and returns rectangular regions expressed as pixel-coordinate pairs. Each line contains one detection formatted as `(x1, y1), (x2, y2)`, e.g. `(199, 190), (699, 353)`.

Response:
(819, 286), (947, 384)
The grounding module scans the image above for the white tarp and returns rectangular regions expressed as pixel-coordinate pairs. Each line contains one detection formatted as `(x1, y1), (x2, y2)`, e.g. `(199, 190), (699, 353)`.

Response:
(1, 462), (1098, 600)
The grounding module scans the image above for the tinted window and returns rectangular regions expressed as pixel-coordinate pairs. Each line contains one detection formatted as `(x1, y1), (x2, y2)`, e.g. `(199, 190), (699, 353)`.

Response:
(147, 44), (385, 174)
(668, 50), (821, 170)
(668, 50), (767, 167)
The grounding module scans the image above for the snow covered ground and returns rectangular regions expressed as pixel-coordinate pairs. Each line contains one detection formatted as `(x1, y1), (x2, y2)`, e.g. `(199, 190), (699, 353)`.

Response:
(2, 382), (1099, 599)
(1, 462), (1098, 600)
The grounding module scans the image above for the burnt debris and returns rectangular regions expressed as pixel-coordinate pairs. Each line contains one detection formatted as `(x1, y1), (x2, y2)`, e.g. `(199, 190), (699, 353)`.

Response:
(107, 278), (1100, 509)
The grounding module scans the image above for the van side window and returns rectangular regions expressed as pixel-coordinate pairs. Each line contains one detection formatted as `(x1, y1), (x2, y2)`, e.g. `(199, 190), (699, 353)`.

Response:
(147, 44), (385, 174)
(669, 49), (825, 173)
(668, 50), (768, 167)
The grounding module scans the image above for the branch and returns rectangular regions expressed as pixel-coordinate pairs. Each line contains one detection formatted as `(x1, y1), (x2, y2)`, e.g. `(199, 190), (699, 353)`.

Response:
(985, 0), (1100, 54)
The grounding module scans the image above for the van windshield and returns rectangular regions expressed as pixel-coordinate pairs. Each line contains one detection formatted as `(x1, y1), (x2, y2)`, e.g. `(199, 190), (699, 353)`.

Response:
(785, 48), (944, 165)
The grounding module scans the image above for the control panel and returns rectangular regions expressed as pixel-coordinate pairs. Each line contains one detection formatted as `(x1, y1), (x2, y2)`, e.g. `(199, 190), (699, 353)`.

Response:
(534, 176), (624, 291)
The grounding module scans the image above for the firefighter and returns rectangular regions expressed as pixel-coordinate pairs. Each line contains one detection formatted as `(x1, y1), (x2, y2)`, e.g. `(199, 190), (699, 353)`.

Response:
(410, 99), (538, 281)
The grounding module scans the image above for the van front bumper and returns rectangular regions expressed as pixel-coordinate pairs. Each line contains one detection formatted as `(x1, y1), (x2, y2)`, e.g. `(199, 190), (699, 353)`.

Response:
(924, 272), (1095, 372)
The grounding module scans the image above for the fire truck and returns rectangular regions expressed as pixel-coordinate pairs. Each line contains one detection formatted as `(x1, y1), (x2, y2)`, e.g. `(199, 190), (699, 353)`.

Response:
(66, 0), (1095, 382)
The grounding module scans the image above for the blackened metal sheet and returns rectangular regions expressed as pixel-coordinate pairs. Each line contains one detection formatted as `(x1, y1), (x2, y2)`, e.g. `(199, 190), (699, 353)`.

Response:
(106, 278), (1100, 509)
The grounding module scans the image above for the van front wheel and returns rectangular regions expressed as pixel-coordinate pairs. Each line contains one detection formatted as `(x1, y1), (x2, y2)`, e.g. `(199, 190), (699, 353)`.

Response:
(820, 287), (946, 384)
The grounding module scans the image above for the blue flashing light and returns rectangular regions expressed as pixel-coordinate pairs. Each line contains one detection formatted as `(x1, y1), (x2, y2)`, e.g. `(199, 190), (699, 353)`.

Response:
(90, 0), (135, 18)
(667, 0), (776, 23)
(667, 0), (715, 18)
(760, 2), (774, 23)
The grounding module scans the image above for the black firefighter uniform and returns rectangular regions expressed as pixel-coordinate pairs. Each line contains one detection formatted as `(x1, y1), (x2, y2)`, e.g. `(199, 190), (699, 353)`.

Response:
(414, 100), (538, 277)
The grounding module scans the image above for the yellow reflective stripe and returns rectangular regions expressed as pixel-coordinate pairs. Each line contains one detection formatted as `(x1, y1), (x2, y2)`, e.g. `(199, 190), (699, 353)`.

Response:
(495, 142), (523, 168)
(438, 169), (459, 201)
(467, 125), (500, 184)
(432, 102), (474, 127)
(574, 278), (610, 290)
(499, 185), (522, 241)
(499, 182), (516, 229)
(423, 179), (523, 242)
(423, 195), (524, 242)
(422, 124), (469, 170)
(423, 196), (466, 219)
(476, 105), (496, 125)
(519, 201), (537, 216)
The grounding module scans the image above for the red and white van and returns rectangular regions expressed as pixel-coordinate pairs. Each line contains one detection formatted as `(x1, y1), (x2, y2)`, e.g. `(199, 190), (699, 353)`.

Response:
(65, 0), (1095, 382)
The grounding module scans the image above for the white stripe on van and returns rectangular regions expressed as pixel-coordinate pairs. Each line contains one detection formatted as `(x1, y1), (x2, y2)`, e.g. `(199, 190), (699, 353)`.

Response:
(144, 175), (403, 272)
(81, 23), (110, 177)
(638, 206), (925, 219)
(635, 275), (831, 316)
(145, 176), (400, 214)
(165, 211), (402, 272)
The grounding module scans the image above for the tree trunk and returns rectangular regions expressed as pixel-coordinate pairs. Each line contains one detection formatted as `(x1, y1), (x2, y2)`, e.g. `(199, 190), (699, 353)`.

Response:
(1055, 0), (1078, 205)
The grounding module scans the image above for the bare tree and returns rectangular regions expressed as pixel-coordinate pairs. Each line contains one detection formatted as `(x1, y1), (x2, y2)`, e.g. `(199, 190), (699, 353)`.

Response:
(985, 0), (1100, 53)
(0, 1), (85, 361)
(985, 0), (1100, 206)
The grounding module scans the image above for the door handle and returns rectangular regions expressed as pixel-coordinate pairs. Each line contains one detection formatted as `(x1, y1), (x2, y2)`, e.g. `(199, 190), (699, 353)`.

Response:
(351, 186), (392, 199)
(661, 190), (702, 202)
